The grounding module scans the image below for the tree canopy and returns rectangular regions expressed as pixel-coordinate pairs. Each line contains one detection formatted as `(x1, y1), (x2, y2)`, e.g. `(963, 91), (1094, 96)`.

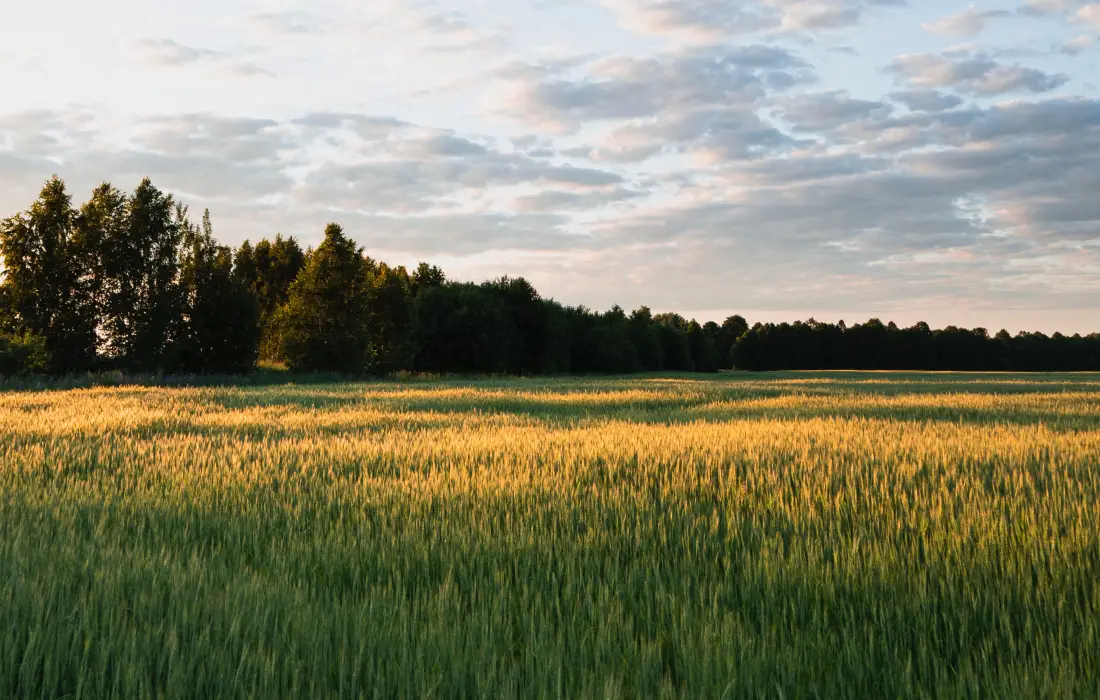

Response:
(2, 175), (1098, 376)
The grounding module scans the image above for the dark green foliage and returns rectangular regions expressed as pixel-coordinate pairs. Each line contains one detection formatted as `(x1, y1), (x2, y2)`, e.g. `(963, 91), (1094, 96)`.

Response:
(702, 320), (721, 358)
(71, 183), (127, 359)
(255, 236), (307, 319)
(233, 240), (258, 292)
(174, 210), (261, 373)
(718, 315), (748, 368)
(483, 276), (547, 374)
(0, 331), (47, 375)
(99, 179), (183, 372)
(629, 307), (663, 371)
(364, 263), (413, 374)
(6, 174), (1098, 378)
(596, 307), (641, 374)
(538, 301), (573, 374)
(277, 224), (372, 373)
(0, 287), (14, 334)
(687, 320), (719, 373)
(410, 262), (446, 297)
(564, 306), (623, 374)
(406, 291), (716, 376)
(589, 306), (640, 374)
(1, 177), (265, 376)
(732, 323), (764, 371)
(234, 235), (306, 361)
(0, 177), (97, 372)
(412, 283), (513, 374)
(654, 314), (693, 371)
(734, 318), (1100, 371)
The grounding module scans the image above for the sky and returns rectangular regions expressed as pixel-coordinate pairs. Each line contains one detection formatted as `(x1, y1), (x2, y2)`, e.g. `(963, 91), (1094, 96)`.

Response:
(1, 0), (1099, 334)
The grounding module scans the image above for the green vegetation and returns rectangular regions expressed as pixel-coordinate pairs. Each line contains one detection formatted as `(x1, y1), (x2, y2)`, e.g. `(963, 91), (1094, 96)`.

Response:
(5, 176), (1100, 380)
(2, 372), (1098, 697)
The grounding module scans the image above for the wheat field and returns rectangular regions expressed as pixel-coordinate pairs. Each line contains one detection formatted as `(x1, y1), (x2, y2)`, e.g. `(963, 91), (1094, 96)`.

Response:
(1, 373), (1098, 698)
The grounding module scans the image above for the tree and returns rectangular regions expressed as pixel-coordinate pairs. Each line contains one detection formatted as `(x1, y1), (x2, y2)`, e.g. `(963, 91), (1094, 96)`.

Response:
(993, 329), (1014, 370)
(0, 331), (47, 375)
(485, 276), (546, 374)
(0, 176), (97, 372)
(732, 324), (767, 370)
(71, 183), (127, 359)
(411, 263), (446, 297)
(654, 313), (692, 371)
(687, 320), (719, 373)
(276, 223), (372, 373)
(12, 172), (1100, 378)
(100, 178), (182, 372)
(412, 282), (512, 374)
(174, 209), (261, 373)
(592, 306), (639, 374)
(254, 235), (306, 318)
(628, 307), (663, 371)
(703, 320), (722, 364)
(233, 240), (258, 292)
(236, 235), (306, 361)
(718, 315), (748, 368)
(365, 262), (413, 373)
(0, 285), (14, 334)
(539, 300), (573, 374)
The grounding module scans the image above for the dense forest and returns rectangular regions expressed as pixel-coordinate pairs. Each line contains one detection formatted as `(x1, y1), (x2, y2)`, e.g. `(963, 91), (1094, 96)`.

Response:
(2, 177), (1099, 376)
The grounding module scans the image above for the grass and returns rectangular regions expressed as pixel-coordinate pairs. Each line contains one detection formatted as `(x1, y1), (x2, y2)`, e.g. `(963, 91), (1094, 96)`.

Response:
(1, 372), (1098, 698)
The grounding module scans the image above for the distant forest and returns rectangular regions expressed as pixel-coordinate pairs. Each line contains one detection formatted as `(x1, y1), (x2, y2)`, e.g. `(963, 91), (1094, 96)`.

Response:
(2, 176), (1099, 376)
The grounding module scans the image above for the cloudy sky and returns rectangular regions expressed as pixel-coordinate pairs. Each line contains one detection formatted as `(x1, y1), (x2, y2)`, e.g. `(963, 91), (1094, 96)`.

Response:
(2, 0), (1099, 333)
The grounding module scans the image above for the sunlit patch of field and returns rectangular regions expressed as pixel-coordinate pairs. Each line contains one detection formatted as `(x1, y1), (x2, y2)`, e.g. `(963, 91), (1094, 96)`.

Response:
(2, 373), (1098, 698)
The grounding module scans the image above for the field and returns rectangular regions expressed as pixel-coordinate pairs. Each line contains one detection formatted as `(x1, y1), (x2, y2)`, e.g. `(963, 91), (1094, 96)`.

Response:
(2, 372), (1099, 698)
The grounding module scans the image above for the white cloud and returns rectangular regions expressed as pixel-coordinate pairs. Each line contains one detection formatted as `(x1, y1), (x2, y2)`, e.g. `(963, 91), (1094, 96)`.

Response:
(1062, 34), (1097, 53)
(600, 0), (907, 43)
(889, 52), (1068, 95)
(923, 6), (1011, 37)
(889, 89), (964, 112)
(1078, 4), (1100, 27)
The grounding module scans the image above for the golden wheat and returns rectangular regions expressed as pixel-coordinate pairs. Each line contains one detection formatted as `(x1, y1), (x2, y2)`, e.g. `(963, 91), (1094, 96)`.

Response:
(1, 373), (1097, 698)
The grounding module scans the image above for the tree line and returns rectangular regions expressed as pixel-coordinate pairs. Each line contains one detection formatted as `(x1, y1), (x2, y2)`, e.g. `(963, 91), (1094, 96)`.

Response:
(1, 177), (1097, 376)
(734, 319), (1100, 372)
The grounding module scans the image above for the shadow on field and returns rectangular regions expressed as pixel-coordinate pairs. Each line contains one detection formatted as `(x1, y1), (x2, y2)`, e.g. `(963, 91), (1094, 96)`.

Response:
(48, 393), (1098, 441)
(353, 398), (1094, 430)
(10, 374), (1097, 439)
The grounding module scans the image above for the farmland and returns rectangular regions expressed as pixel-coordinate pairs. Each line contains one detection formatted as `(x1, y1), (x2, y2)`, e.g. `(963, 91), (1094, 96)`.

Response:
(1, 372), (1098, 698)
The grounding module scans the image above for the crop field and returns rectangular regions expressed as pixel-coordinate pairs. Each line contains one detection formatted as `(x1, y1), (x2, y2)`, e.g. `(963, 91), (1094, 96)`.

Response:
(1, 372), (1099, 698)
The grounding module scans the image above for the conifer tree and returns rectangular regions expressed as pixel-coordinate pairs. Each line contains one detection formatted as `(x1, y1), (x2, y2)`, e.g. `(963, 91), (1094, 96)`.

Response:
(276, 223), (372, 372)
